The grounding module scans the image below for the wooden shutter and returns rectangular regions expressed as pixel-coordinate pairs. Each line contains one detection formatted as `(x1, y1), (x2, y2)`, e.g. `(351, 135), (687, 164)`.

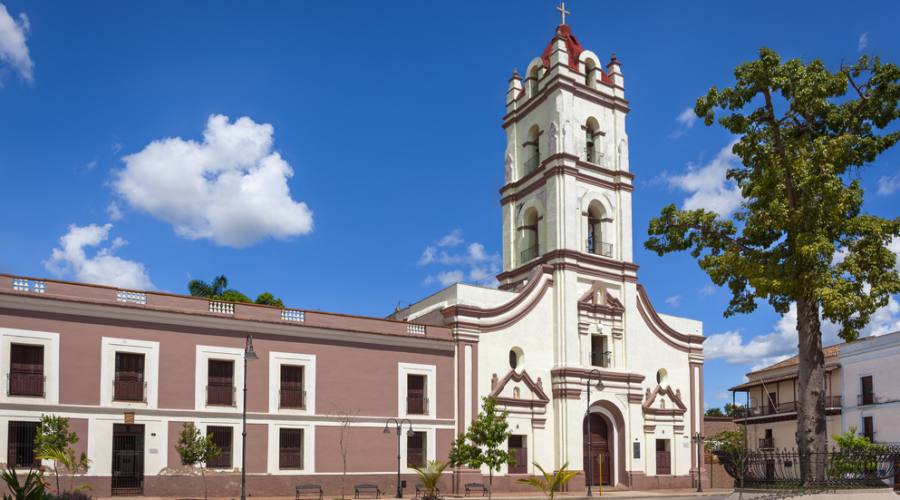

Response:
(280, 365), (304, 408)
(9, 344), (44, 396)
(207, 360), (234, 405)
(406, 431), (426, 468)
(407, 375), (426, 415)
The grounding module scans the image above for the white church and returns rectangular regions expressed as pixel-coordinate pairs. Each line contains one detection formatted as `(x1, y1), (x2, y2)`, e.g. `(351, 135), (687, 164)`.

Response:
(393, 7), (706, 491)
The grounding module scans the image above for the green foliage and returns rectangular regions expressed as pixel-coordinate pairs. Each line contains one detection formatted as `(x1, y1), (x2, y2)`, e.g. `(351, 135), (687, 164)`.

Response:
(829, 426), (888, 477)
(412, 460), (449, 499)
(704, 407), (724, 417)
(187, 275), (284, 307)
(34, 415), (89, 494)
(646, 48), (900, 339)
(447, 398), (513, 498)
(515, 463), (579, 500)
(723, 403), (744, 417)
(175, 423), (220, 500)
(254, 292), (284, 307)
(705, 428), (747, 454)
(1, 468), (50, 500)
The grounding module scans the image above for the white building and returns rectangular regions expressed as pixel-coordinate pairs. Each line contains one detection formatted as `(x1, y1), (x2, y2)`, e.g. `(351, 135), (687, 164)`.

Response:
(394, 18), (706, 490)
(840, 330), (900, 443)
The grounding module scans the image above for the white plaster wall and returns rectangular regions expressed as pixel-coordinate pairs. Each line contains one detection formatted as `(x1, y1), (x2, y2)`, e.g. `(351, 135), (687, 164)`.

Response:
(840, 332), (900, 442)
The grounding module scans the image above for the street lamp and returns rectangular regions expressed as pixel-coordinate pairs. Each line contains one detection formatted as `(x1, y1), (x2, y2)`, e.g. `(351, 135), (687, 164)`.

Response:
(585, 368), (602, 497)
(691, 432), (705, 493)
(240, 335), (258, 500)
(384, 418), (414, 498)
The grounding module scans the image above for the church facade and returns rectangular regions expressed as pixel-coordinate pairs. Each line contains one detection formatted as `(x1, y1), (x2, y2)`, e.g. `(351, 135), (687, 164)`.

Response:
(0, 18), (704, 497)
(392, 19), (705, 491)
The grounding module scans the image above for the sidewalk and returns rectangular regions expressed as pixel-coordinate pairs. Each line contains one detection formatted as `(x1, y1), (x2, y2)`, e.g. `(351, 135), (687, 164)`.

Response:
(99, 491), (733, 500)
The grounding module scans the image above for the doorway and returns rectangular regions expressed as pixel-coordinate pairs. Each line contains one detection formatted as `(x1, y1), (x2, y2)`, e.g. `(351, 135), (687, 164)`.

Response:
(583, 413), (612, 486)
(111, 424), (144, 496)
(655, 439), (671, 475)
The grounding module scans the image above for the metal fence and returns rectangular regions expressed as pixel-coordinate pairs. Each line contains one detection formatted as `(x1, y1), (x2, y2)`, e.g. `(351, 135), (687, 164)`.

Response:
(715, 447), (900, 489)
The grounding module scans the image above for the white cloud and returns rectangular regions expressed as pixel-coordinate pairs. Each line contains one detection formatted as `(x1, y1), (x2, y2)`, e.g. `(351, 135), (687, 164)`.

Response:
(0, 3), (33, 83)
(676, 108), (697, 129)
(114, 114), (313, 248)
(44, 223), (153, 290)
(419, 231), (500, 287)
(858, 32), (869, 52)
(699, 285), (717, 296)
(667, 140), (743, 216)
(705, 292), (900, 369)
(877, 171), (900, 195)
(107, 202), (122, 221)
(664, 295), (681, 307)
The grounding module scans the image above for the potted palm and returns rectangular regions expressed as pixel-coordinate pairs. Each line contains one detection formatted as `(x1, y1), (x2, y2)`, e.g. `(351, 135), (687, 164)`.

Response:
(412, 460), (449, 500)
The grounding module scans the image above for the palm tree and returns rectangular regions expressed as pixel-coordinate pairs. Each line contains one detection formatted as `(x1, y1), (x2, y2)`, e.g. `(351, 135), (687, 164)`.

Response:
(516, 462), (579, 500)
(412, 460), (449, 500)
(188, 275), (229, 298)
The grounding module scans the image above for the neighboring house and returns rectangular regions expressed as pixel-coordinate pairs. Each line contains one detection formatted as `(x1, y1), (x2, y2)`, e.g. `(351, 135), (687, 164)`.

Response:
(730, 345), (844, 450)
(730, 332), (900, 450)
(0, 15), (706, 498)
(839, 330), (900, 443)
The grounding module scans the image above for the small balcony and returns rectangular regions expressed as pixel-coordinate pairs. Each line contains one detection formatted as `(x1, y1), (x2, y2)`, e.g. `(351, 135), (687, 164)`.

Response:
(520, 245), (539, 263)
(585, 239), (613, 258)
(858, 392), (877, 406)
(407, 396), (429, 415)
(206, 384), (235, 406)
(759, 438), (774, 449)
(113, 378), (146, 402)
(590, 350), (611, 368)
(8, 372), (44, 397)
(523, 155), (540, 176)
(279, 388), (306, 409)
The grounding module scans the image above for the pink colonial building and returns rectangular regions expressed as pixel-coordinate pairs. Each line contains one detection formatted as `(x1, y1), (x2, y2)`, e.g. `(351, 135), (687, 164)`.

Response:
(0, 275), (462, 496)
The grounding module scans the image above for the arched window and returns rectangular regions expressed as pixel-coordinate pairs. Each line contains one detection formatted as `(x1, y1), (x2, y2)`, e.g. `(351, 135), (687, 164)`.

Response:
(585, 117), (600, 163)
(584, 58), (597, 88)
(528, 67), (540, 97)
(523, 125), (541, 176)
(520, 208), (540, 263)
(586, 200), (607, 256)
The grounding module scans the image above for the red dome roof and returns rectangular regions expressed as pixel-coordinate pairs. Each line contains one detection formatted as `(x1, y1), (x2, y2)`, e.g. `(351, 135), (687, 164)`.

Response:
(540, 24), (584, 70)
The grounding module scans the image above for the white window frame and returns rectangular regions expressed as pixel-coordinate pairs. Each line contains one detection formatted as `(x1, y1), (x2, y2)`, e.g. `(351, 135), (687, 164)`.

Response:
(398, 363), (437, 418)
(268, 352), (316, 415)
(401, 427), (435, 474)
(266, 423), (315, 474)
(100, 337), (159, 409)
(195, 346), (245, 412)
(199, 421), (239, 471)
(0, 327), (59, 405)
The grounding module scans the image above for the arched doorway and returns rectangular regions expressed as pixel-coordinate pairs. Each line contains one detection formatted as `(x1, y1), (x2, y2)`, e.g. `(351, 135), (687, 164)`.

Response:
(582, 413), (612, 486)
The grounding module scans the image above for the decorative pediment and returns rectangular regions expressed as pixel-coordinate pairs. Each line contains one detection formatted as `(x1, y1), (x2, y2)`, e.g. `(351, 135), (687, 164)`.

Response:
(489, 369), (550, 408)
(578, 281), (625, 316)
(642, 384), (687, 415)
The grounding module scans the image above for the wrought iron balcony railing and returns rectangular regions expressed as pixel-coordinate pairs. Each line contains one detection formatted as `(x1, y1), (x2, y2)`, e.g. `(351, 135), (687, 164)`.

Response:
(759, 438), (774, 449)
(279, 388), (306, 409)
(590, 350), (611, 368)
(206, 384), (236, 406)
(8, 372), (45, 397)
(407, 396), (429, 415)
(113, 379), (147, 402)
(585, 239), (613, 258)
(520, 245), (539, 263)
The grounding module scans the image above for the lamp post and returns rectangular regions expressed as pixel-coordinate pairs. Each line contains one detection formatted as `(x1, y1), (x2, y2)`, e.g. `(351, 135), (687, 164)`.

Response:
(585, 368), (602, 497)
(384, 418), (414, 498)
(691, 432), (705, 493)
(240, 335), (258, 500)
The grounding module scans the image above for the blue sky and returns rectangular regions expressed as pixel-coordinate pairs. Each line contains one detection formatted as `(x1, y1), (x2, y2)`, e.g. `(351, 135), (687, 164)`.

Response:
(1, 1), (898, 410)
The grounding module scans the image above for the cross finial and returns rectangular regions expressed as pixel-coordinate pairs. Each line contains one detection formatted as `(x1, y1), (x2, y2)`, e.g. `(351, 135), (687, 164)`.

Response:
(556, 1), (570, 25)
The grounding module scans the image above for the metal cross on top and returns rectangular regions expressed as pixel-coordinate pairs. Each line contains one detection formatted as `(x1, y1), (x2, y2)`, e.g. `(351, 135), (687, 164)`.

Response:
(556, 1), (571, 25)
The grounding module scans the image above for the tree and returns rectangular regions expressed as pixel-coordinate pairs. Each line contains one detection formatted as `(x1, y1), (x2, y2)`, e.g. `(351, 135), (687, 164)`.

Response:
(34, 415), (89, 494)
(723, 403), (744, 418)
(254, 292), (284, 307)
(448, 397), (513, 499)
(645, 48), (900, 485)
(174, 423), (220, 500)
(516, 463), (579, 500)
(704, 407), (725, 417)
(830, 426), (888, 477)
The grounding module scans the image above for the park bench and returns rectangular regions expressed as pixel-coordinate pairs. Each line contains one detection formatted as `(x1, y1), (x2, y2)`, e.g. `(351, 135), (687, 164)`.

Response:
(295, 484), (323, 500)
(354, 484), (382, 499)
(415, 484), (440, 499)
(464, 483), (488, 497)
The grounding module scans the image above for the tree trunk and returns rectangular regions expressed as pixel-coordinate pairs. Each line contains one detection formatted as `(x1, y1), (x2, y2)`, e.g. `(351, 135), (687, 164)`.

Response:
(201, 466), (208, 500)
(795, 297), (827, 486)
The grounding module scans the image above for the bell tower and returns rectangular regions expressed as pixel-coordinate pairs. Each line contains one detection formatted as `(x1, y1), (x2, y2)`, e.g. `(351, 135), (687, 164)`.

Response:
(498, 16), (634, 291)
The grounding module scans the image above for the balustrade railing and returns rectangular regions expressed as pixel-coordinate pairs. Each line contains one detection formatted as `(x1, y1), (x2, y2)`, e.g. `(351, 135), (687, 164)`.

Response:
(585, 239), (613, 258)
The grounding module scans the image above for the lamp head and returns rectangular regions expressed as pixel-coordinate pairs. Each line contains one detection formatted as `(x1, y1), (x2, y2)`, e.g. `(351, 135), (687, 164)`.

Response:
(245, 335), (258, 360)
